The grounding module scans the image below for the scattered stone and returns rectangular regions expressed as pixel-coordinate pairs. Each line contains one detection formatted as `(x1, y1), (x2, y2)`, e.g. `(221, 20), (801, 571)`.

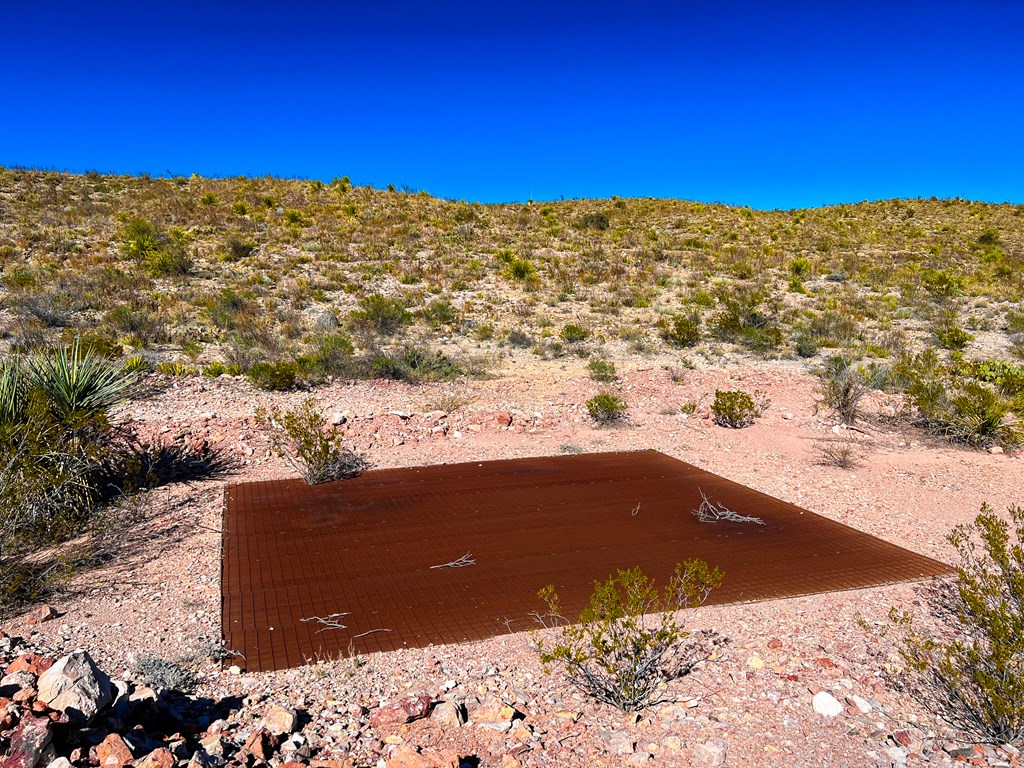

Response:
(135, 748), (174, 768)
(812, 691), (844, 718)
(96, 734), (134, 768)
(847, 694), (873, 714)
(690, 739), (728, 767)
(990, 445), (1004, 455)
(23, 606), (59, 625)
(36, 652), (112, 725)
(5, 654), (55, 677)
(262, 703), (299, 735)
(598, 730), (635, 756)
(429, 701), (464, 727)
(892, 727), (926, 754)
(370, 692), (433, 729)
(3, 715), (53, 768)
(385, 744), (458, 768)
(45, 759), (72, 768)
(242, 727), (278, 760)
(746, 655), (765, 669)
(469, 695), (520, 731)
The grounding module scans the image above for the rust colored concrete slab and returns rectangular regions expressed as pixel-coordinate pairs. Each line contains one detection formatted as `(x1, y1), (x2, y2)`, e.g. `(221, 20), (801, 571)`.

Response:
(221, 450), (951, 672)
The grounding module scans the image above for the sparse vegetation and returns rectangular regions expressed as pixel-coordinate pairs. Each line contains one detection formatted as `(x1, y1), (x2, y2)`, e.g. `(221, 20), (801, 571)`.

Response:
(256, 397), (367, 485)
(587, 391), (627, 424)
(536, 561), (723, 711)
(886, 504), (1024, 745)
(711, 389), (769, 428)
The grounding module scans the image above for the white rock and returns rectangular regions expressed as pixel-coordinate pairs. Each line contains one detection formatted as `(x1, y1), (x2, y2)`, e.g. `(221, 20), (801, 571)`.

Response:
(812, 691), (843, 718)
(37, 651), (112, 724)
(990, 445), (1004, 455)
(848, 694), (873, 713)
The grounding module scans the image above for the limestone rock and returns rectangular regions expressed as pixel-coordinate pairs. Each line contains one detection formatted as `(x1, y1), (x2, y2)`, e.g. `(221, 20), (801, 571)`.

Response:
(370, 692), (433, 729)
(812, 691), (843, 718)
(36, 652), (111, 724)
(262, 703), (299, 735)
(691, 738), (728, 767)
(429, 701), (464, 727)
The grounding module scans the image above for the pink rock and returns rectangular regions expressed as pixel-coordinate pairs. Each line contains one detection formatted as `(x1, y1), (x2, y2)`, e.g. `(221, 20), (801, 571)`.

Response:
(370, 692), (433, 729)
(97, 734), (134, 768)
(23, 606), (59, 625)
(5, 655), (55, 677)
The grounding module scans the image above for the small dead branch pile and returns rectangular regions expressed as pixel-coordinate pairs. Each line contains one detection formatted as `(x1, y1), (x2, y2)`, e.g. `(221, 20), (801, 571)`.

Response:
(693, 489), (764, 525)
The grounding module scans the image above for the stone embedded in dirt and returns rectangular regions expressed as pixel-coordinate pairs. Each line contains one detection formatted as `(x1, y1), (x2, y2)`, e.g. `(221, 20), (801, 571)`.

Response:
(3, 715), (53, 768)
(690, 739), (728, 768)
(97, 733), (134, 768)
(429, 700), (464, 727)
(384, 744), (459, 768)
(5, 654), (55, 677)
(370, 692), (433, 729)
(598, 730), (635, 756)
(847, 694), (873, 714)
(262, 703), (299, 735)
(892, 727), (926, 754)
(469, 695), (521, 731)
(492, 411), (513, 428)
(135, 748), (175, 768)
(989, 445), (1004, 454)
(36, 651), (112, 725)
(242, 727), (279, 760)
(812, 691), (844, 718)
(24, 606), (60, 625)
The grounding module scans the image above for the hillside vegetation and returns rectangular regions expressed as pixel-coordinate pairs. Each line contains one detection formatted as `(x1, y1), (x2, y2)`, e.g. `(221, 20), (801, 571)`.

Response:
(0, 168), (1021, 379)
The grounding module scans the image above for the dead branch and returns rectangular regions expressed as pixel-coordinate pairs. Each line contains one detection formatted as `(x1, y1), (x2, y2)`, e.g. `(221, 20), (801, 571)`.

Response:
(430, 552), (476, 569)
(693, 488), (764, 525)
(300, 612), (351, 633)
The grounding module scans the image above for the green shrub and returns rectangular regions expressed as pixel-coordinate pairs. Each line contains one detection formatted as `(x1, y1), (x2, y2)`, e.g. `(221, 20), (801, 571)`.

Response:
(917, 380), (1023, 448)
(504, 257), (539, 286)
(370, 345), (463, 383)
(935, 324), (975, 351)
(201, 362), (243, 378)
(711, 287), (784, 354)
(587, 392), (627, 424)
(347, 294), (412, 336)
(587, 356), (617, 382)
(28, 339), (138, 421)
(507, 329), (532, 348)
(421, 298), (457, 329)
(135, 655), (200, 693)
(536, 561), (723, 712)
(577, 211), (610, 231)
(711, 389), (768, 428)
(246, 360), (301, 391)
(256, 397), (366, 485)
(789, 257), (812, 278)
(659, 313), (702, 348)
(307, 333), (356, 377)
(888, 504), (1024, 744)
(560, 323), (590, 343)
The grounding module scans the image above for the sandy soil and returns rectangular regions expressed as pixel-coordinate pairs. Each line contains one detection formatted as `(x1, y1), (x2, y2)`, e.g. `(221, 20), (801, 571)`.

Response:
(5, 352), (1022, 767)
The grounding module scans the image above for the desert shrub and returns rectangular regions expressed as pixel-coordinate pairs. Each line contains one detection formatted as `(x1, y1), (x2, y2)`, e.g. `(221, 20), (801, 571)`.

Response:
(246, 360), (301, 391)
(307, 333), (356, 377)
(536, 561), (723, 712)
(658, 313), (702, 348)
(814, 355), (871, 425)
(813, 437), (866, 468)
(347, 294), (412, 336)
(507, 329), (533, 348)
(420, 298), (457, 329)
(921, 268), (963, 298)
(789, 257), (812, 278)
(577, 211), (610, 231)
(28, 339), (137, 421)
(135, 655), (200, 693)
(934, 323), (975, 351)
(560, 323), (590, 343)
(888, 504), (1024, 744)
(917, 381), (1023, 448)
(370, 345), (462, 382)
(807, 309), (860, 347)
(118, 218), (192, 276)
(711, 389), (768, 428)
(587, 392), (627, 424)
(256, 397), (366, 485)
(223, 237), (255, 261)
(201, 362), (243, 378)
(504, 257), (539, 286)
(711, 286), (784, 354)
(587, 356), (617, 382)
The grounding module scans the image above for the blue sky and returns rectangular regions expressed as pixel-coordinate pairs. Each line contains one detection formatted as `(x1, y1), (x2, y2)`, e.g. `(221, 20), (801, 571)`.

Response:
(1, 0), (1022, 208)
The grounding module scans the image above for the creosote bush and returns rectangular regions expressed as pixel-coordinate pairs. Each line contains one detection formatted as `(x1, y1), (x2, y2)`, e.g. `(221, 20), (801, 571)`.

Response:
(658, 313), (702, 348)
(587, 356), (617, 382)
(711, 389), (769, 428)
(886, 504), (1024, 744)
(587, 391), (627, 424)
(256, 397), (366, 485)
(536, 561), (724, 712)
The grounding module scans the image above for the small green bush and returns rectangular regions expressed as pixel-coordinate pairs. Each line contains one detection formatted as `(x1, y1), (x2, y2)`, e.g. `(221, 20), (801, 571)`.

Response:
(536, 561), (723, 711)
(577, 211), (610, 231)
(246, 360), (301, 391)
(587, 392), (627, 424)
(888, 504), (1024, 744)
(560, 323), (590, 343)
(347, 294), (412, 336)
(370, 345), (463, 383)
(507, 329), (532, 348)
(659, 313), (702, 348)
(711, 389), (768, 428)
(504, 257), (539, 286)
(256, 397), (366, 485)
(420, 298), (457, 329)
(935, 323), (975, 351)
(587, 356), (617, 382)
(789, 257), (812, 278)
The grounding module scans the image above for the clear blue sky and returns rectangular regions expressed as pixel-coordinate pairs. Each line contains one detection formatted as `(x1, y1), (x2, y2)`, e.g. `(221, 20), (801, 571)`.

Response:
(1, 0), (1022, 209)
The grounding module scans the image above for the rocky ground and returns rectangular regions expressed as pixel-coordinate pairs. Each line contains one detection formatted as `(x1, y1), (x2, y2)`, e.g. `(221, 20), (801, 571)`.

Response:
(3, 354), (1022, 768)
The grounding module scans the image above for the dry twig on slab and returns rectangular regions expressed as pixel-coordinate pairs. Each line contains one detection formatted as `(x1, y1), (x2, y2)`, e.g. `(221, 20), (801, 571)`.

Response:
(693, 489), (765, 525)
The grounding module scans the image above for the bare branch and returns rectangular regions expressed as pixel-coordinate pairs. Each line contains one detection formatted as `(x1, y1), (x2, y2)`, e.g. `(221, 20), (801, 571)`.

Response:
(430, 552), (476, 569)
(693, 488), (764, 525)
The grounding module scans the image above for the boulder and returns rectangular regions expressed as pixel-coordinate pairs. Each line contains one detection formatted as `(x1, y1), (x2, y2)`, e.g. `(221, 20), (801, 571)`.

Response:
(36, 652), (111, 725)
(429, 701), (464, 728)
(469, 695), (520, 731)
(370, 692), (433, 729)
(1, 670), (37, 697)
(135, 748), (175, 768)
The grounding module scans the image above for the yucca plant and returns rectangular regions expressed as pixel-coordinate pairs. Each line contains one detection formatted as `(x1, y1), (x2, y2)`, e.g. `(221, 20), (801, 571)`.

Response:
(29, 339), (137, 420)
(0, 358), (29, 426)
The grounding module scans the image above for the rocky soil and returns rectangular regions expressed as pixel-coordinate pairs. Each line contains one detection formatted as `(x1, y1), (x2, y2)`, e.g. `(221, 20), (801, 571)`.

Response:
(3, 355), (1022, 768)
